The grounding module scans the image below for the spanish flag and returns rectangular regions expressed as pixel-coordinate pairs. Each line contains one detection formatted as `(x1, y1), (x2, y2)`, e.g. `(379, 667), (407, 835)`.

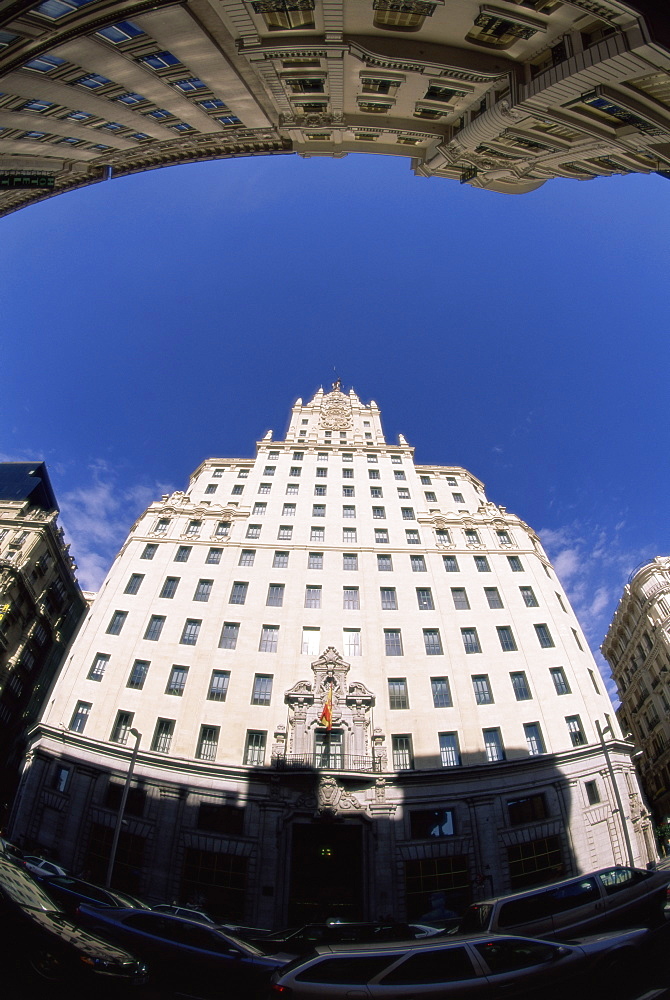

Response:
(319, 686), (333, 731)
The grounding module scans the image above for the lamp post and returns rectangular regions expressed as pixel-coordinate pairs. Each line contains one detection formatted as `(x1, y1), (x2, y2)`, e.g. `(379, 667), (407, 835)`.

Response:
(596, 719), (635, 868)
(105, 727), (141, 888)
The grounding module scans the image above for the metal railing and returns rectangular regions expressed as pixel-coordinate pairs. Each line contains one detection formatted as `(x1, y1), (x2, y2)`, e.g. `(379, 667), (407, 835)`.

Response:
(272, 753), (382, 773)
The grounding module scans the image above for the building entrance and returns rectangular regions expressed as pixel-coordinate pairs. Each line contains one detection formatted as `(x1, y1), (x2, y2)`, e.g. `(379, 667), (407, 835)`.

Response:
(288, 821), (364, 925)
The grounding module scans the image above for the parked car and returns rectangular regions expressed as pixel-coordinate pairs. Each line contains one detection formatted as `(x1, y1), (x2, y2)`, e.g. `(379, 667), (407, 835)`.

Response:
(20, 855), (68, 878)
(36, 874), (150, 917)
(268, 926), (650, 999)
(152, 903), (218, 924)
(0, 855), (148, 989)
(0, 835), (23, 860)
(77, 904), (295, 998)
(255, 921), (435, 954)
(458, 866), (670, 941)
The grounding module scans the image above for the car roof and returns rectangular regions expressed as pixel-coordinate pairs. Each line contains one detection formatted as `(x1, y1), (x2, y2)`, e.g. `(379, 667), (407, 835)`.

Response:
(309, 932), (526, 958)
(465, 865), (664, 907)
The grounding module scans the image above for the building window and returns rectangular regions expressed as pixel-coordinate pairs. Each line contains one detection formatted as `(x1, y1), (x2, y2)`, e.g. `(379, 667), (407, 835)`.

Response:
(439, 732), (461, 767)
(238, 469), (249, 479)
(484, 728), (505, 762)
(52, 765), (70, 793)
(474, 555), (490, 572)
(496, 530), (512, 546)
(535, 624), (554, 648)
(368, 469), (380, 480)
(263, 466), (275, 477)
(585, 780), (600, 805)
(370, 487), (382, 498)
(520, 586), (538, 607)
(377, 554), (393, 571)
(452, 493), (465, 505)
(507, 836), (563, 890)
(154, 517), (170, 535)
(380, 587), (397, 610)
(305, 585), (321, 608)
(259, 625), (279, 652)
(194, 579), (213, 602)
(443, 555), (459, 572)
(397, 488), (410, 499)
(180, 619), (201, 645)
(266, 584), (285, 607)
(343, 587), (360, 610)
(550, 666), (570, 695)
(588, 669), (600, 694)
(392, 735), (413, 770)
(343, 528), (357, 543)
(343, 468), (354, 479)
(106, 611), (127, 635)
(87, 653), (109, 682)
(423, 629), (443, 655)
(197, 725), (219, 761)
(483, 587), (503, 609)
(401, 507), (415, 520)
(244, 730), (266, 765)
(175, 545), (191, 562)
(431, 676), (451, 707)
(141, 543), (157, 560)
(566, 715), (586, 746)
(342, 487), (354, 498)
(466, 12), (537, 51)
(144, 615), (166, 641)
(251, 674), (273, 706)
(451, 587), (470, 610)
(185, 520), (202, 537)
(375, 529), (389, 544)
(252, 502), (267, 516)
(388, 678), (409, 710)
(310, 527), (325, 542)
(166, 665), (189, 696)
(312, 504), (326, 518)
(289, 467), (301, 478)
(205, 484), (217, 495)
(124, 573), (144, 595)
(308, 552), (323, 569)
(410, 555), (426, 572)
(343, 629), (361, 657)
(302, 627), (320, 656)
(159, 577), (179, 600)
(472, 674), (493, 704)
(239, 549), (255, 567)
(127, 659), (149, 689)
(258, 483), (271, 495)
(109, 711), (134, 743)
(524, 723), (545, 755)
(384, 629), (403, 656)
(315, 467), (327, 479)
(151, 718), (175, 753)
(246, 524), (261, 539)
(216, 521), (232, 538)
(342, 505), (356, 518)
(405, 530), (420, 544)
(282, 503), (297, 517)
(208, 670), (230, 701)
(394, 471), (406, 481)
(207, 547), (223, 564)
(510, 671), (531, 701)
(272, 550), (289, 568)
(425, 492), (437, 502)
(219, 622), (239, 649)
(497, 626), (518, 652)
(507, 555), (523, 572)
(278, 525), (293, 541)
(462, 628), (481, 654)
(417, 587), (434, 610)
(230, 582), (248, 604)
(343, 553), (358, 571)
(572, 628), (584, 651)
(293, 451), (304, 460)
(69, 701), (91, 733)
(508, 794), (548, 826)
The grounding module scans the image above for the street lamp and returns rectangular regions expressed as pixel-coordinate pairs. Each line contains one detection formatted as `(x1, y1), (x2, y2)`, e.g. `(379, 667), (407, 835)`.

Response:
(595, 719), (635, 869)
(105, 727), (142, 888)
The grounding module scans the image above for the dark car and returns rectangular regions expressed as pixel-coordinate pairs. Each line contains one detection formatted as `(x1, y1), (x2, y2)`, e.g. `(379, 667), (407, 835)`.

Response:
(268, 926), (650, 1000)
(255, 921), (436, 955)
(77, 904), (295, 998)
(36, 874), (150, 917)
(0, 855), (148, 989)
(152, 902), (218, 924)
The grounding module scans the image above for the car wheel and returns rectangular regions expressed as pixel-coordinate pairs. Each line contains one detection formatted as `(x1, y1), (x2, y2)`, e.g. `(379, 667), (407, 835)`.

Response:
(29, 948), (67, 982)
(597, 949), (637, 1000)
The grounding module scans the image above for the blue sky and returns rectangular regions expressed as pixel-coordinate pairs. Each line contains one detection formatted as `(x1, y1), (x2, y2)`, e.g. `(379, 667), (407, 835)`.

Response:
(2, 151), (669, 697)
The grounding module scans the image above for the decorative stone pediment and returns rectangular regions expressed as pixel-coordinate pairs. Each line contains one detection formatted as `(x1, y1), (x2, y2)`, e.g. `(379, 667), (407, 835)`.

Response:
(318, 382), (353, 430)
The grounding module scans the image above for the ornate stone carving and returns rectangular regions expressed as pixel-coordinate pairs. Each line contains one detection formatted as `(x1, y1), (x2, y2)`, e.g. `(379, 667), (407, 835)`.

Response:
(319, 383), (353, 430)
(318, 774), (363, 812)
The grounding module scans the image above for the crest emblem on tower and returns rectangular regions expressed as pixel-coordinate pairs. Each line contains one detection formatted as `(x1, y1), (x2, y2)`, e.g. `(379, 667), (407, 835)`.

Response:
(319, 380), (352, 430)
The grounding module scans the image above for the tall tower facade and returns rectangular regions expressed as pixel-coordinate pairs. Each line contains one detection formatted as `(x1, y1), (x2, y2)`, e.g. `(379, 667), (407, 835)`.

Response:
(10, 388), (654, 925)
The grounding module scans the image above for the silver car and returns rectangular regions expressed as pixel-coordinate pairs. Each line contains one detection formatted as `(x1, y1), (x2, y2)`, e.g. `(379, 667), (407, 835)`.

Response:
(268, 926), (648, 999)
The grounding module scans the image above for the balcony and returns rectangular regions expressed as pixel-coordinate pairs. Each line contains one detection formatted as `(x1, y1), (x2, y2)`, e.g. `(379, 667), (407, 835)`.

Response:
(272, 753), (381, 773)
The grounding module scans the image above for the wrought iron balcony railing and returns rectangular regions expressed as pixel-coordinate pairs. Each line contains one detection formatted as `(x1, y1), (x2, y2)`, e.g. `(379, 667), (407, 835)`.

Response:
(272, 753), (382, 773)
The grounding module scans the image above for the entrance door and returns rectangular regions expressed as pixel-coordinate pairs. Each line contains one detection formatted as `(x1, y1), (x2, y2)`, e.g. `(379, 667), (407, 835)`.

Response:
(288, 822), (364, 925)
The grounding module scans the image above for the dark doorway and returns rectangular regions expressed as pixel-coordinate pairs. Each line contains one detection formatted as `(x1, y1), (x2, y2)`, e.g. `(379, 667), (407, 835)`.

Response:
(288, 821), (364, 924)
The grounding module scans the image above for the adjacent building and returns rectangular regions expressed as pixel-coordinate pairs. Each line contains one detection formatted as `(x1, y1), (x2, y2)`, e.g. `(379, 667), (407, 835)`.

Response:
(602, 557), (670, 834)
(9, 388), (655, 924)
(0, 462), (87, 824)
(1, 2), (670, 215)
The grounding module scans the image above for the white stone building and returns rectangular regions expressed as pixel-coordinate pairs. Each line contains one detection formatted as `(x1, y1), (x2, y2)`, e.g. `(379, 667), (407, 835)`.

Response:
(10, 386), (655, 925)
(602, 557), (670, 835)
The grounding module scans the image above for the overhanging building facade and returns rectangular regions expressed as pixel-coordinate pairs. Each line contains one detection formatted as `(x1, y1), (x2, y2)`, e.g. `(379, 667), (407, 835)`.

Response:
(10, 387), (655, 924)
(1, 1), (670, 215)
